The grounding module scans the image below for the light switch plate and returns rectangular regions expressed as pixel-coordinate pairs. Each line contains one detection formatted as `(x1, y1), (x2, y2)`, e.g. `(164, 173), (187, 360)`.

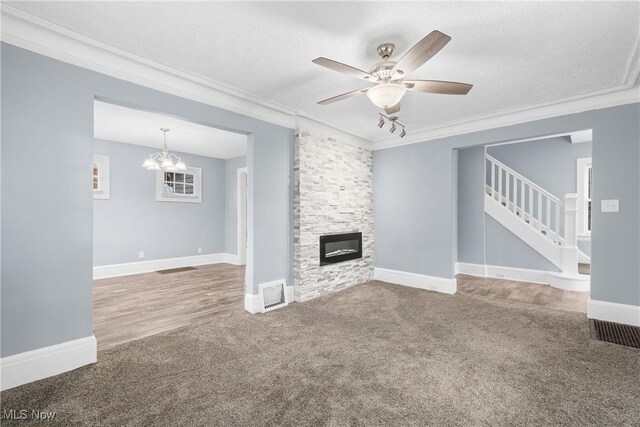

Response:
(601, 199), (619, 213)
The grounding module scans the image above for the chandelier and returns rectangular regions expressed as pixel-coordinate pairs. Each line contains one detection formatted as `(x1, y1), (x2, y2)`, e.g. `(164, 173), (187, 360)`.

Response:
(142, 128), (187, 171)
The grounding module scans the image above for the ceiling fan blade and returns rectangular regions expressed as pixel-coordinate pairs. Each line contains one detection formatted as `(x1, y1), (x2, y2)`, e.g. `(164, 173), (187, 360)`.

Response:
(404, 80), (473, 95)
(312, 57), (376, 82)
(391, 31), (451, 78)
(385, 103), (401, 114)
(317, 88), (369, 105)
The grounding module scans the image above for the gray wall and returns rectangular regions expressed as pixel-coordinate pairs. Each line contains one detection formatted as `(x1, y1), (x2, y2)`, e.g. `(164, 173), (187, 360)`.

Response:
(578, 240), (591, 257)
(224, 156), (247, 255)
(487, 137), (592, 202)
(373, 143), (455, 279)
(457, 137), (591, 270)
(93, 139), (226, 266)
(1, 43), (293, 357)
(374, 102), (639, 308)
(485, 215), (560, 271)
(457, 146), (485, 265)
(249, 135), (294, 292)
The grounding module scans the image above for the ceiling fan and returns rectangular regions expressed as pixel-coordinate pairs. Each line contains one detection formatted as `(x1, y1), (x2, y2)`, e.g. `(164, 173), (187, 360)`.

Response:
(312, 30), (473, 116)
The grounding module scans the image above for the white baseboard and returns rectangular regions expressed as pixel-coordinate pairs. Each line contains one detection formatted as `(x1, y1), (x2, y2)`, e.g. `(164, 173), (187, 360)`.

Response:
(373, 268), (457, 295)
(588, 299), (640, 326)
(245, 281), (294, 314)
(244, 293), (262, 314)
(285, 285), (295, 304)
(1, 335), (97, 391)
(223, 253), (241, 265)
(455, 262), (590, 292)
(455, 262), (487, 277)
(94, 253), (238, 279)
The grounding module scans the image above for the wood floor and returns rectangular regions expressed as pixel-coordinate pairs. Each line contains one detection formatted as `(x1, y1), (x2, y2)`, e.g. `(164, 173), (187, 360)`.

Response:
(456, 274), (589, 313)
(94, 264), (587, 350)
(93, 263), (245, 350)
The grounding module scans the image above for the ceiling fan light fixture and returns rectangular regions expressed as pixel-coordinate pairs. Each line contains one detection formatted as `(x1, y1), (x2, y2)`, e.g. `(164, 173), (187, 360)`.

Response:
(367, 83), (406, 109)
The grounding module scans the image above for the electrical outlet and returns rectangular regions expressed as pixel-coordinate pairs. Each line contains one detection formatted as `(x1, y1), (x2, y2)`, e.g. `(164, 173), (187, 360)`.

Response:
(601, 199), (619, 213)
(197, 247), (202, 255)
(138, 251), (144, 259)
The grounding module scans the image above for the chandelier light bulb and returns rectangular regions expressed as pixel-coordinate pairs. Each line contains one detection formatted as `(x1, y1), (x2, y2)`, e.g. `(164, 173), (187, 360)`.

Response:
(142, 158), (157, 169)
(161, 158), (175, 169)
(175, 160), (187, 171)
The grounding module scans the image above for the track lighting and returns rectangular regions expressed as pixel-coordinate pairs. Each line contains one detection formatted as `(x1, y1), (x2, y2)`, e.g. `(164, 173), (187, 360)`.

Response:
(377, 113), (407, 138)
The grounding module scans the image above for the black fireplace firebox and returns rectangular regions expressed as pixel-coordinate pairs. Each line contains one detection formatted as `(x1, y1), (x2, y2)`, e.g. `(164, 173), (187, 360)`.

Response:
(319, 232), (362, 266)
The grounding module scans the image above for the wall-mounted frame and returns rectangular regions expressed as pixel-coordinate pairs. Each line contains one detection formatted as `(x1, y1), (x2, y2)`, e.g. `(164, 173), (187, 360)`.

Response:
(93, 155), (111, 200)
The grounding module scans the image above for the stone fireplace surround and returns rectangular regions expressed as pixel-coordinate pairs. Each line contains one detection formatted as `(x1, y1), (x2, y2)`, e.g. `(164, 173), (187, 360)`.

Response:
(293, 129), (374, 302)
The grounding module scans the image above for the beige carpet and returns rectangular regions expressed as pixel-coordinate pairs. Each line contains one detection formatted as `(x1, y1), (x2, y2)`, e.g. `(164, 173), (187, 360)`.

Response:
(2, 281), (638, 426)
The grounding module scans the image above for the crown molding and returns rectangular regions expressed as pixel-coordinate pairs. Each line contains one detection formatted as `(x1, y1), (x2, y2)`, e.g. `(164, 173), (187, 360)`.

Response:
(372, 33), (640, 150)
(623, 35), (640, 87)
(0, 5), (371, 148)
(2, 5), (638, 152)
(371, 86), (639, 150)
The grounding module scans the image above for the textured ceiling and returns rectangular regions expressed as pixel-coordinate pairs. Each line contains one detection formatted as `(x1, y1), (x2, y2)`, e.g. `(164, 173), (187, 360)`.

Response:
(9, 1), (640, 141)
(94, 101), (247, 159)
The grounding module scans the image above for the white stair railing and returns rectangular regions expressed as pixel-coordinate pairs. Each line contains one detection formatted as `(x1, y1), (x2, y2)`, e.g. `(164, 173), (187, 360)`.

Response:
(485, 154), (566, 245)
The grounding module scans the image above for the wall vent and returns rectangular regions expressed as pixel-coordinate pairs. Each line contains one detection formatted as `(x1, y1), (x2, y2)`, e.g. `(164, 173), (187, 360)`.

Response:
(259, 280), (289, 312)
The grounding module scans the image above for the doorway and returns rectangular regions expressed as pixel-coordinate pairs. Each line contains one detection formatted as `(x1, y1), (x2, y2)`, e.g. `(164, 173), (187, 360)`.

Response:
(92, 98), (249, 350)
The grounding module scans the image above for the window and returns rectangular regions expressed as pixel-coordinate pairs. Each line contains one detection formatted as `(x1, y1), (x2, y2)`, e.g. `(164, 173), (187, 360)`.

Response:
(93, 155), (110, 200)
(156, 167), (201, 203)
(576, 157), (592, 236)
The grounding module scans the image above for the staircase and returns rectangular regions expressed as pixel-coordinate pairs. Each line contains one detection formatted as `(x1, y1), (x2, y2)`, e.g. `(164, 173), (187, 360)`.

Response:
(484, 154), (589, 291)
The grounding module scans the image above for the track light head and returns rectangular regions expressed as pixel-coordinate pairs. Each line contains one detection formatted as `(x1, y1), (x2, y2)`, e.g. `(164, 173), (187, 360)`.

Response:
(390, 122), (396, 133)
(400, 127), (406, 138)
(378, 116), (385, 128)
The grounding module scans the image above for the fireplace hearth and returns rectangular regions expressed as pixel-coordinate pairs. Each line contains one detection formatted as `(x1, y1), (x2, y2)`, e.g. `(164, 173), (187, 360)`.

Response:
(319, 232), (362, 266)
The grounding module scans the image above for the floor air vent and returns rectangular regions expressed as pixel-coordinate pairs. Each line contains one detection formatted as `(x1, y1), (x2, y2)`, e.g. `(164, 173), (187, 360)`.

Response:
(259, 280), (288, 312)
(590, 319), (640, 349)
(156, 266), (198, 274)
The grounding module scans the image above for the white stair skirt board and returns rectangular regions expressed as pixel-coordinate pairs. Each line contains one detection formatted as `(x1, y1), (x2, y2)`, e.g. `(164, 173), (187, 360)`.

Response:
(93, 253), (239, 279)
(373, 268), (457, 295)
(485, 194), (564, 269)
(455, 262), (590, 292)
(588, 299), (640, 327)
(244, 283), (294, 314)
(578, 250), (591, 264)
(0, 335), (97, 391)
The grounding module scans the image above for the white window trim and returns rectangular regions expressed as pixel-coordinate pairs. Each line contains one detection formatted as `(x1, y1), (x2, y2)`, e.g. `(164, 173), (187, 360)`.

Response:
(155, 167), (202, 203)
(576, 157), (592, 238)
(93, 155), (110, 200)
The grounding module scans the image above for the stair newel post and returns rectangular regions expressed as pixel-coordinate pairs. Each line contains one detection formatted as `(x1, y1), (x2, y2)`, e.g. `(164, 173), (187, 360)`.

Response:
(561, 193), (579, 275)
(563, 193), (578, 248)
